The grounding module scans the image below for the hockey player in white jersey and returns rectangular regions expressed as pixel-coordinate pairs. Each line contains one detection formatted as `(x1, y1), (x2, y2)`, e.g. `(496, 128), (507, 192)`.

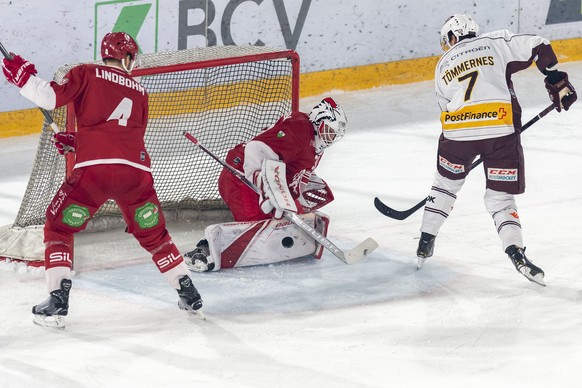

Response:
(416, 15), (577, 285)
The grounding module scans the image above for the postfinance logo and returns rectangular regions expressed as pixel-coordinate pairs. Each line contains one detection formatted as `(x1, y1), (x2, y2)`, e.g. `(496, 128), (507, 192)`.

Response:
(94, 0), (159, 60)
(440, 103), (513, 130)
(546, 0), (582, 24)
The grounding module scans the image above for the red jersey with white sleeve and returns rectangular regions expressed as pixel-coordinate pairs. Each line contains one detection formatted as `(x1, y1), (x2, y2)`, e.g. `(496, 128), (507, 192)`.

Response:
(20, 64), (151, 171)
(225, 111), (322, 185)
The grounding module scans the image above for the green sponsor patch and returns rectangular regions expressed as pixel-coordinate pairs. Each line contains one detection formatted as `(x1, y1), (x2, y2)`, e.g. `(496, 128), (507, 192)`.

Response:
(135, 202), (159, 228)
(62, 204), (90, 228)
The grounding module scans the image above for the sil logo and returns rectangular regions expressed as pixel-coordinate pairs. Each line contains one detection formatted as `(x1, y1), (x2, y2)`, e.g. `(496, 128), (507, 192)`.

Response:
(135, 202), (160, 228)
(62, 204), (91, 228)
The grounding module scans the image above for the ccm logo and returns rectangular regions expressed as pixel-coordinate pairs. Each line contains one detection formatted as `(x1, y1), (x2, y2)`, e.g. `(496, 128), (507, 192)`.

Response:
(439, 155), (465, 174)
(487, 168), (518, 181)
(156, 252), (182, 269)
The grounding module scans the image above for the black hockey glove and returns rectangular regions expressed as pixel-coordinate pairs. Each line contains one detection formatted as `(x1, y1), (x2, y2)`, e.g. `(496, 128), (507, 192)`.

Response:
(544, 71), (577, 112)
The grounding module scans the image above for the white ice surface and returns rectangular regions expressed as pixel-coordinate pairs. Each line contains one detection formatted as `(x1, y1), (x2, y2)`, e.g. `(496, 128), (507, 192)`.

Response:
(1, 62), (582, 388)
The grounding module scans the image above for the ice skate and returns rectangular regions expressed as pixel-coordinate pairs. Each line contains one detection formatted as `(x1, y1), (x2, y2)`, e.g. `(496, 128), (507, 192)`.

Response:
(416, 232), (436, 270)
(32, 279), (72, 329)
(184, 239), (214, 272)
(506, 245), (545, 286)
(177, 275), (205, 319)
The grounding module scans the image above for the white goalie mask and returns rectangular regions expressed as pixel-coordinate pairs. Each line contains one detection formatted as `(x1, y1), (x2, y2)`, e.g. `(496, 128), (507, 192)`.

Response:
(440, 14), (479, 51)
(308, 97), (347, 153)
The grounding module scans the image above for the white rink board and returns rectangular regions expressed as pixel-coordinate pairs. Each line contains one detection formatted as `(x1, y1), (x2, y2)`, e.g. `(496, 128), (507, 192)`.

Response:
(1, 0), (581, 111)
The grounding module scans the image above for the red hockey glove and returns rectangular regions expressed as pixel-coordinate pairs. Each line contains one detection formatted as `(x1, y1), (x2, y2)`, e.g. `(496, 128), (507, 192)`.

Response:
(290, 171), (335, 213)
(53, 132), (76, 155)
(545, 71), (577, 112)
(2, 53), (37, 88)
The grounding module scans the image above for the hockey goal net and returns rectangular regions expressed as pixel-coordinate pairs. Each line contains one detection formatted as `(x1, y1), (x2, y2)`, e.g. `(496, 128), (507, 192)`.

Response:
(0, 45), (299, 264)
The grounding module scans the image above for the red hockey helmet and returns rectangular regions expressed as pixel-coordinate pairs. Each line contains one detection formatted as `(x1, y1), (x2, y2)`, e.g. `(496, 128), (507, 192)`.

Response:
(101, 32), (139, 62)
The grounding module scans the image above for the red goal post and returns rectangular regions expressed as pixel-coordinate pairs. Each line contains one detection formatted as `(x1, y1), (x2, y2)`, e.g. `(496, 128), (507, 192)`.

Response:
(0, 45), (300, 264)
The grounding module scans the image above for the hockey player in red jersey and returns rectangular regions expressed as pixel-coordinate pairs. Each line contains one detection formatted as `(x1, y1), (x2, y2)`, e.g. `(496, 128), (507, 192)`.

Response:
(185, 97), (348, 271)
(416, 15), (577, 285)
(2, 32), (203, 327)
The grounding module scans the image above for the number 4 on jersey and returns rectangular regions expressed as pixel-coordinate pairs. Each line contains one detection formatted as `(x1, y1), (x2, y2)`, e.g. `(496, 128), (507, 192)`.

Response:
(107, 97), (133, 126)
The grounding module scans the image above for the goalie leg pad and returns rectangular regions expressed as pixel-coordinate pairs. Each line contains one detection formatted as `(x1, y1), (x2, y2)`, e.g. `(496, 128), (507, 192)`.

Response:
(204, 212), (330, 269)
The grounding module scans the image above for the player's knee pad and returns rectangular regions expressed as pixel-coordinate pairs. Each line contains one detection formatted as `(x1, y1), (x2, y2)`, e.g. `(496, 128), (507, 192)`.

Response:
(433, 171), (465, 193)
(484, 188), (517, 215)
(125, 196), (166, 233)
(45, 198), (96, 234)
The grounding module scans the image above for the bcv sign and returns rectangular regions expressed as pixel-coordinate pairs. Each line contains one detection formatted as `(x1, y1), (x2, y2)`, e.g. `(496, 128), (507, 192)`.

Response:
(178, 0), (312, 50)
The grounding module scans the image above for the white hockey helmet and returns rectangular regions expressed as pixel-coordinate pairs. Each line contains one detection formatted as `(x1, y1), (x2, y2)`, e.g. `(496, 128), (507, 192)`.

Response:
(440, 14), (479, 51)
(308, 97), (347, 152)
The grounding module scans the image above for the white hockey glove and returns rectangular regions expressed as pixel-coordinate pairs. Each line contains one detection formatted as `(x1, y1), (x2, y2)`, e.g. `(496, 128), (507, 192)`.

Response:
(254, 159), (297, 219)
(254, 169), (281, 219)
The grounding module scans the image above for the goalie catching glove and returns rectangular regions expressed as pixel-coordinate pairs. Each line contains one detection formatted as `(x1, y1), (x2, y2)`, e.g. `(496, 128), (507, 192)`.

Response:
(254, 159), (298, 219)
(545, 69), (577, 112)
(2, 53), (37, 88)
(290, 170), (334, 213)
(53, 131), (76, 155)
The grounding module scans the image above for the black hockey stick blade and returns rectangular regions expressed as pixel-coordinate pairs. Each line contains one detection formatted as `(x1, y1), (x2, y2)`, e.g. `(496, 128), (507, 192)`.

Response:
(374, 196), (427, 220)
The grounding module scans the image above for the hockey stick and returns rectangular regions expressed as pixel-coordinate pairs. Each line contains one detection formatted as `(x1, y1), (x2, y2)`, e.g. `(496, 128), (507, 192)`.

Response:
(184, 132), (378, 264)
(374, 103), (556, 220)
(0, 40), (60, 134)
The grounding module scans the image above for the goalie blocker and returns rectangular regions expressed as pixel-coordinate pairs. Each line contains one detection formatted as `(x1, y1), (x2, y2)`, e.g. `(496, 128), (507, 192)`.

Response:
(187, 212), (330, 271)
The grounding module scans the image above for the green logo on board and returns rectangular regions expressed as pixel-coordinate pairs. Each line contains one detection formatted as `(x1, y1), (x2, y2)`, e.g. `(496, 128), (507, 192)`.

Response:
(94, 0), (159, 59)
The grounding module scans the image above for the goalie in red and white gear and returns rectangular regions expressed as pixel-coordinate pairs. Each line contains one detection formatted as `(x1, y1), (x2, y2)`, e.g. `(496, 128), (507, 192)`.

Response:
(2, 32), (204, 327)
(185, 97), (348, 272)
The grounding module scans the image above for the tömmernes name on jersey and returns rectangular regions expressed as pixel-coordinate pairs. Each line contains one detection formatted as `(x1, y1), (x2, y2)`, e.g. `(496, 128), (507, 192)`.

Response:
(441, 55), (494, 85)
(95, 68), (145, 95)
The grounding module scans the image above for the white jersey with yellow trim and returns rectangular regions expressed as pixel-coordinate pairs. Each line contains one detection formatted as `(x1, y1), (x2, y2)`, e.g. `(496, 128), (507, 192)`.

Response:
(435, 30), (550, 141)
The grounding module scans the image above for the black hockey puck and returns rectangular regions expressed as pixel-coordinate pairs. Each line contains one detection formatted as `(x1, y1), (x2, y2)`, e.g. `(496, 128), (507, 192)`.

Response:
(281, 236), (294, 248)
